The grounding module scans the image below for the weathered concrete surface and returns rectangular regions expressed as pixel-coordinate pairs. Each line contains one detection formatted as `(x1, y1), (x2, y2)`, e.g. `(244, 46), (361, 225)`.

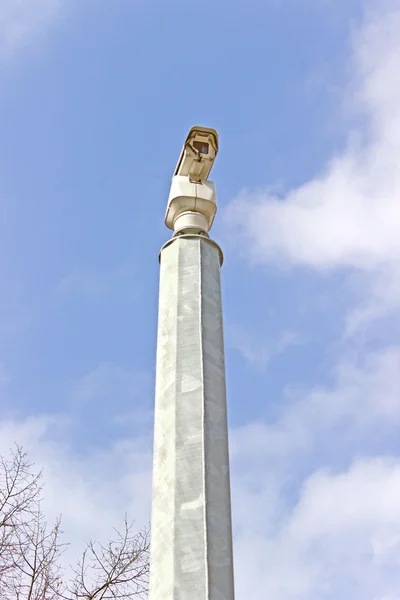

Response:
(149, 236), (235, 600)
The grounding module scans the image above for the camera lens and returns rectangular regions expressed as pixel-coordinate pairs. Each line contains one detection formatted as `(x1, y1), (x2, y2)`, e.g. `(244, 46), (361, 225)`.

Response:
(193, 141), (209, 154)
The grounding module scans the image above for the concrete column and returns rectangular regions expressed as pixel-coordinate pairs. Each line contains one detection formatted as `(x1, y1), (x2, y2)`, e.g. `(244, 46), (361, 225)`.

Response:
(149, 235), (235, 600)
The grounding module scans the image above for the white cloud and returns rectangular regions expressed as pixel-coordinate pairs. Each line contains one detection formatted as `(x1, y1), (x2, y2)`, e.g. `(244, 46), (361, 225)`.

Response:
(0, 414), (152, 569)
(234, 458), (400, 600)
(224, 2), (400, 330)
(228, 326), (302, 369)
(3, 342), (400, 598)
(224, 8), (400, 593)
(0, 0), (63, 57)
(76, 362), (141, 399)
(75, 362), (154, 428)
(231, 345), (400, 463)
(2, 3), (400, 599)
(0, 361), (154, 567)
(1, 343), (399, 600)
(229, 343), (400, 599)
(57, 266), (140, 302)
(57, 271), (109, 297)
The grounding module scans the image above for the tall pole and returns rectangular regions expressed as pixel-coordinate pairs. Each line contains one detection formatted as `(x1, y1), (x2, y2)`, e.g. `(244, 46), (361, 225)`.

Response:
(149, 127), (235, 600)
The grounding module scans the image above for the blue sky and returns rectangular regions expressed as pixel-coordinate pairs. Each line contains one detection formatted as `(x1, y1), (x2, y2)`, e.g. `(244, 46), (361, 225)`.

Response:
(1, 1), (400, 598)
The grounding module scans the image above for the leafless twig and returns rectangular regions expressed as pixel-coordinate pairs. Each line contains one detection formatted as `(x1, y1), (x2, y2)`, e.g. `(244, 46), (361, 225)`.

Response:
(0, 446), (150, 600)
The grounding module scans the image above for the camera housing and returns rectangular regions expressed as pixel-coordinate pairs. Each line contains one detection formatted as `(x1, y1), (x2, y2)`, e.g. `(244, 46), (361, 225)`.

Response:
(174, 126), (218, 182)
(165, 126), (219, 234)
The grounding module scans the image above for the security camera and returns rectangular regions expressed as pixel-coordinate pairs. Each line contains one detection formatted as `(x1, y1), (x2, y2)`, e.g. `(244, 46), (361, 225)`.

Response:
(174, 126), (218, 183)
(165, 126), (219, 235)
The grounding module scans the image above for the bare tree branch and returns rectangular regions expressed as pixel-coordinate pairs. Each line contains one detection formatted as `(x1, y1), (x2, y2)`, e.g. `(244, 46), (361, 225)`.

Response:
(0, 446), (150, 600)
(68, 517), (150, 600)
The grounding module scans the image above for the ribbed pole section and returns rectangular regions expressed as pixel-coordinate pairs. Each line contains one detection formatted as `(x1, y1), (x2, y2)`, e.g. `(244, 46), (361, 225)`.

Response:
(149, 235), (235, 600)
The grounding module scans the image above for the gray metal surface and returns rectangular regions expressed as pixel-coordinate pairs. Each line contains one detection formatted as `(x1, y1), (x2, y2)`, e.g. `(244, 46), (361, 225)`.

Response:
(149, 236), (235, 600)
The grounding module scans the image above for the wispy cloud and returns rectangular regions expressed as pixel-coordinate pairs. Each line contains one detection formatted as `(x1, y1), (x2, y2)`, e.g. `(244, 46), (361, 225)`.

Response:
(229, 343), (400, 599)
(0, 0), (63, 57)
(56, 266), (140, 301)
(0, 414), (152, 570)
(228, 326), (302, 369)
(231, 346), (400, 463)
(57, 271), (110, 297)
(223, 5), (400, 596)
(234, 456), (400, 600)
(3, 340), (400, 599)
(75, 363), (153, 428)
(224, 2), (400, 332)
(2, 2), (400, 599)
(2, 345), (399, 598)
